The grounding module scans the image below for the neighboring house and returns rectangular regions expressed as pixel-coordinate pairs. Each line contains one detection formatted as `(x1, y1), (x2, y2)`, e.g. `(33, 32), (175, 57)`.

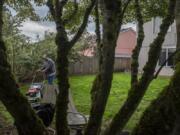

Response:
(139, 17), (177, 76)
(82, 28), (137, 58)
(70, 28), (136, 74)
(116, 28), (136, 58)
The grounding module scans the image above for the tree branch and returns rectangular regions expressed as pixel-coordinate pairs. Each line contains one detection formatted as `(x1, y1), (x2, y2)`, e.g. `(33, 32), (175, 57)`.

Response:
(95, 1), (101, 46)
(53, 0), (69, 43)
(59, 0), (69, 10)
(55, 0), (68, 20)
(69, 0), (96, 48)
(95, 1), (101, 56)
(46, 0), (56, 20)
(131, 0), (144, 86)
(0, 0), (4, 42)
(154, 48), (180, 79)
(121, 0), (133, 18)
(63, 0), (78, 24)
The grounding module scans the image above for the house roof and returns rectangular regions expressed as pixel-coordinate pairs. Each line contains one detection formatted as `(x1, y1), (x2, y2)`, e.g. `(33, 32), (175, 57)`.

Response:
(120, 27), (136, 34)
(116, 28), (136, 57)
(81, 27), (136, 58)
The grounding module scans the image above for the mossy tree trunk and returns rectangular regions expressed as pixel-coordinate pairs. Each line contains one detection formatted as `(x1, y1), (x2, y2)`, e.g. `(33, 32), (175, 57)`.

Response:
(131, 0), (144, 87)
(47, 0), (96, 135)
(176, 0), (180, 49)
(94, 1), (101, 56)
(55, 13), (70, 135)
(102, 0), (176, 135)
(131, 51), (180, 135)
(90, 0), (102, 104)
(131, 1), (180, 135)
(85, 1), (133, 135)
(0, 1), (46, 135)
(55, 39), (70, 135)
(131, 85), (176, 135)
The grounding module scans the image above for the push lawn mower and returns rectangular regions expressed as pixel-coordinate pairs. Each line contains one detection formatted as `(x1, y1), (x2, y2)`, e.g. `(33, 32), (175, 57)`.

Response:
(26, 73), (44, 104)
(25, 73), (55, 132)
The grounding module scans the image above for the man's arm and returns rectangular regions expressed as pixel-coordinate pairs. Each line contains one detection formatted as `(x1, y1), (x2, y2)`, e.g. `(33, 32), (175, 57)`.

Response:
(41, 62), (50, 72)
(37, 61), (50, 72)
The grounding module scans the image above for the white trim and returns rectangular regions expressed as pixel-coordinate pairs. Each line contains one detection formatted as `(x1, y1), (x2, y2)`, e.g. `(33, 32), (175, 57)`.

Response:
(162, 45), (176, 49)
(115, 54), (131, 58)
(166, 48), (168, 66)
(152, 18), (155, 34)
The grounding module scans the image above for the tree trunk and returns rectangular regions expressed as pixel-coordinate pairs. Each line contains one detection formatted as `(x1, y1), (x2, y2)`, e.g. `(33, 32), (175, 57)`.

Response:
(176, 0), (180, 49)
(171, 5), (180, 135)
(0, 34), (46, 134)
(131, 52), (180, 135)
(102, 1), (176, 135)
(171, 117), (180, 135)
(55, 27), (70, 135)
(91, 1), (102, 104)
(0, 1), (46, 135)
(12, 42), (15, 74)
(131, 1), (180, 135)
(46, 0), (96, 134)
(0, 0), (3, 41)
(84, 1), (122, 135)
(131, 86), (176, 135)
(131, 0), (144, 86)
(94, 1), (101, 56)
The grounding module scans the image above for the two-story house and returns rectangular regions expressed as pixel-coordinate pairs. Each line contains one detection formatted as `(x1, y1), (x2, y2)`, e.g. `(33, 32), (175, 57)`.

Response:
(138, 17), (177, 76)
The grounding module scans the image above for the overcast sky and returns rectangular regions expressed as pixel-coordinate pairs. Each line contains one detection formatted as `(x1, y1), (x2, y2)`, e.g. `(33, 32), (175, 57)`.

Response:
(17, 4), (136, 41)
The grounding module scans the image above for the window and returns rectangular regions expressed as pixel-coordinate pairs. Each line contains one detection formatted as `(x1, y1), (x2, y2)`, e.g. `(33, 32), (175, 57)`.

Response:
(168, 48), (175, 66)
(159, 49), (166, 66)
(159, 48), (176, 67)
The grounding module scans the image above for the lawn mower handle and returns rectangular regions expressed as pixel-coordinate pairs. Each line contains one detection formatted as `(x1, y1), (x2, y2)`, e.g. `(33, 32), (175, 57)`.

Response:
(31, 71), (46, 85)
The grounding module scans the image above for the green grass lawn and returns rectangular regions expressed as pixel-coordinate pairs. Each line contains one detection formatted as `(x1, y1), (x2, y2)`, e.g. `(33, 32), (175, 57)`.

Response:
(69, 73), (170, 130)
(0, 73), (170, 130)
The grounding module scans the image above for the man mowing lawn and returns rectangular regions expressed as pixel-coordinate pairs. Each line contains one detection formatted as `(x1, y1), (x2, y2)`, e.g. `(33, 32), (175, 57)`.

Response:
(38, 55), (56, 85)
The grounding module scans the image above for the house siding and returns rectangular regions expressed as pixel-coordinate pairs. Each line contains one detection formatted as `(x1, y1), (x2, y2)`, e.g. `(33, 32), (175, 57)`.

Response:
(139, 18), (177, 76)
(116, 28), (136, 57)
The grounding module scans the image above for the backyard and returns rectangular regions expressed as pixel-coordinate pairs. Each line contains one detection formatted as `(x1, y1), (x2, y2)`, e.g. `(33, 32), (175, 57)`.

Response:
(0, 73), (170, 130)
(70, 73), (170, 130)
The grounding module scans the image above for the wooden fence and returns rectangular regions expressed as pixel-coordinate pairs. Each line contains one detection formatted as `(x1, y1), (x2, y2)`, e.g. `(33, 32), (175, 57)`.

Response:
(69, 57), (131, 75)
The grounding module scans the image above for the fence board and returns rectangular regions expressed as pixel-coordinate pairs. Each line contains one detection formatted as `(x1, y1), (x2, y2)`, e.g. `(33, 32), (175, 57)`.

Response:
(69, 56), (131, 75)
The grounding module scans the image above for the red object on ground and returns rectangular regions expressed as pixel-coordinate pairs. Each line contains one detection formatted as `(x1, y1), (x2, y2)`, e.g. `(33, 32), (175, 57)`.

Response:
(28, 88), (39, 93)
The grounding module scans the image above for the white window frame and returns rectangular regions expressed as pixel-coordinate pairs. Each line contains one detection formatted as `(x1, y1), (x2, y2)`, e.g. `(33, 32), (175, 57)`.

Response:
(159, 46), (176, 67)
(152, 18), (156, 34)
